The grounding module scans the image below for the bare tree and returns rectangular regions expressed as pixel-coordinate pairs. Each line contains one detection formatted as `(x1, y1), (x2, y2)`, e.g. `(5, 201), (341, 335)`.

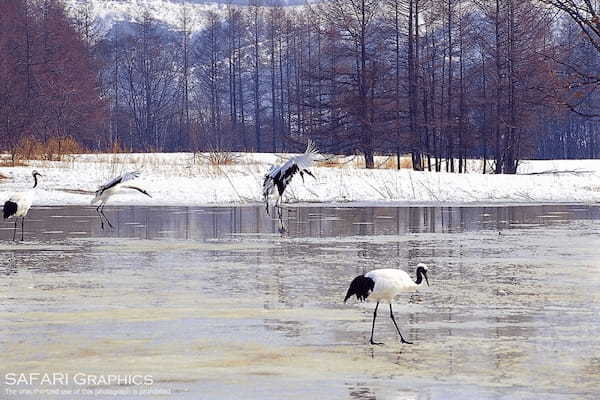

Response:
(120, 12), (179, 150)
(248, 0), (264, 151)
(178, 4), (193, 150)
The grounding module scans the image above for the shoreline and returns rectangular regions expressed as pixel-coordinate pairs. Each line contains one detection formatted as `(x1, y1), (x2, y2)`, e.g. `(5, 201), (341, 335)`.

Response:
(1, 153), (599, 207)
(28, 200), (600, 208)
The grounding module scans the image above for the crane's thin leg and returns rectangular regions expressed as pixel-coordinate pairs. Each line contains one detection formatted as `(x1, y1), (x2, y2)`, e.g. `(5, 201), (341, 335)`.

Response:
(369, 302), (383, 345)
(21, 217), (24, 241)
(389, 304), (412, 344)
(100, 204), (113, 229)
(96, 204), (104, 230)
(12, 218), (17, 241)
(276, 199), (286, 234)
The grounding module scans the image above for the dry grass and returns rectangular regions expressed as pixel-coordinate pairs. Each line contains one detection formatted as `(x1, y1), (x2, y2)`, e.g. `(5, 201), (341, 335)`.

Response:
(583, 185), (600, 192)
(318, 159), (343, 168)
(400, 157), (413, 169)
(317, 156), (353, 168)
(375, 156), (413, 169)
(0, 158), (29, 167)
(197, 150), (240, 166)
(109, 141), (129, 154)
(318, 155), (413, 169)
(14, 136), (86, 162)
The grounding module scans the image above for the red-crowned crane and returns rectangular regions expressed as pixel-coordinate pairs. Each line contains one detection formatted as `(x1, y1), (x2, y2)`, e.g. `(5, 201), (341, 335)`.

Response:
(344, 264), (430, 345)
(3, 170), (42, 241)
(262, 140), (319, 231)
(91, 171), (151, 229)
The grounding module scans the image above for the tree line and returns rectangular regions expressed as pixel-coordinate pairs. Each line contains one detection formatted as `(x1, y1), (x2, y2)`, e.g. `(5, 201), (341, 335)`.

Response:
(0, 0), (104, 161)
(1, 0), (600, 172)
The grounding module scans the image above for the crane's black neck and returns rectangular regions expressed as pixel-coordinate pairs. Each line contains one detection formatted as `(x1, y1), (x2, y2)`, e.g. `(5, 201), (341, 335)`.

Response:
(32, 174), (38, 189)
(415, 267), (427, 285)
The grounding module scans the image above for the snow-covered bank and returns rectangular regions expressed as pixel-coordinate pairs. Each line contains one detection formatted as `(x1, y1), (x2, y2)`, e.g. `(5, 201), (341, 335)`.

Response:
(0, 153), (599, 207)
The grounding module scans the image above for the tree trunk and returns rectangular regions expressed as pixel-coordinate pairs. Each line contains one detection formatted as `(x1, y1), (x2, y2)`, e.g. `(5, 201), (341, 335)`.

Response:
(446, 0), (454, 173)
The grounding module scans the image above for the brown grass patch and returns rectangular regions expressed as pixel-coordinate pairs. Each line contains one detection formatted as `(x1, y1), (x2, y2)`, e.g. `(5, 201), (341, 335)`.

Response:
(14, 137), (43, 160)
(375, 156), (413, 169)
(109, 141), (129, 154)
(317, 155), (362, 168)
(0, 158), (28, 167)
(317, 155), (415, 169)
(318, 158), (345, 168)
(376, 157), (395, 169)
(197, 150), (240, 166)
(400, 157), (413, 169)
(15, 136), (86, 162)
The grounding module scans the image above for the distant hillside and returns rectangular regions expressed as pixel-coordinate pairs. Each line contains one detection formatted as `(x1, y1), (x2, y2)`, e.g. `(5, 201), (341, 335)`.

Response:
(66, 0), (306, 33)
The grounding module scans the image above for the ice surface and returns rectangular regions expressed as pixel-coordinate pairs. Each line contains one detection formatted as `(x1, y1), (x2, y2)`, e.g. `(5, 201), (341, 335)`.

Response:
(1, 205), (600, 399)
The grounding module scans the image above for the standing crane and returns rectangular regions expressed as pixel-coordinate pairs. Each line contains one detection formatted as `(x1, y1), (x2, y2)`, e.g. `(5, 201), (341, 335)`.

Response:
(344, 264), (430, 345)
(3, 170), (42, 241)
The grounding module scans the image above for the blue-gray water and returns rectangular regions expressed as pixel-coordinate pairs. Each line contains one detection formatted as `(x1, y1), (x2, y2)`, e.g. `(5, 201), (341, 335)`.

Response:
(1, 205), (600, 399)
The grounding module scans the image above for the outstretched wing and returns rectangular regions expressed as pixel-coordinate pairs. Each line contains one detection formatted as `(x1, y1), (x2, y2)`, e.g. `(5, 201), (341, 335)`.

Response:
(277, 163), (299, 195)
(262, 166), (278, 213)
(263, 166), (277, 198)
(122, 185), (152, 198)
(292, 139), (320, 170)
(262, 140), (319, 212)
(264, 161), (299, 196)
(98, 171), (141, 194)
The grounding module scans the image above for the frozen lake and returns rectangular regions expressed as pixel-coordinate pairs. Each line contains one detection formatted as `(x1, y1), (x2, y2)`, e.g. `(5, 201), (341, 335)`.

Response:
(1, 205), (600, 399)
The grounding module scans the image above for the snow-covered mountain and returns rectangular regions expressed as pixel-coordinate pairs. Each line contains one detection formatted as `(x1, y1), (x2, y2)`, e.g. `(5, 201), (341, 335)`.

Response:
(67, 0), (306, 33)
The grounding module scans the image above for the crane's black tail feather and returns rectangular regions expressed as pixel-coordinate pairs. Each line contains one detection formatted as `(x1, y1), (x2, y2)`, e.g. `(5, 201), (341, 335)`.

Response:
(3, 201), (17, 219)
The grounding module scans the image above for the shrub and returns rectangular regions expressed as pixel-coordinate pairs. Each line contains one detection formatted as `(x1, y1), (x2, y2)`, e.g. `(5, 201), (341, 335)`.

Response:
(13, 136), (86, 162)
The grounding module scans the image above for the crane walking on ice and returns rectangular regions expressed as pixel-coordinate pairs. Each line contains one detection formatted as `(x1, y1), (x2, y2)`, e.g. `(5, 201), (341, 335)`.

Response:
(92, 171), (151, 229)
(3, 170), (43, 241)
(344, 263), (430, 345)
(262, 140), (319, 231)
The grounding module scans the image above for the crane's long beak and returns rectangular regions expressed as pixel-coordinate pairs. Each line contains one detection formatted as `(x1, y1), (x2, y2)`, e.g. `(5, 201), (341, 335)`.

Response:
(425, 273), (430, 287)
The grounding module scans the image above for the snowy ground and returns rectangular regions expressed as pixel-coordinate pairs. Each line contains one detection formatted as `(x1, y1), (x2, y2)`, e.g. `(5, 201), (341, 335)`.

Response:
(0, 152), (599, 207)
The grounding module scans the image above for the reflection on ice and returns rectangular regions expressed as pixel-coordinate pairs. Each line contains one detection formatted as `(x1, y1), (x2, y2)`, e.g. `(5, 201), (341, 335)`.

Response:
(1, 204), (600, 399)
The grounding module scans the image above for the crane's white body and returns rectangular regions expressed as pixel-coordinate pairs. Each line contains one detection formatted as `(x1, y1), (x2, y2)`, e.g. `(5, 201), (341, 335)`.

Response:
(5, 191), (34, 218)
(3, 170), (42, 241)
(91, 185), (121, 205)
(365, 268), (424, 303)
(344, 263), (430, 345)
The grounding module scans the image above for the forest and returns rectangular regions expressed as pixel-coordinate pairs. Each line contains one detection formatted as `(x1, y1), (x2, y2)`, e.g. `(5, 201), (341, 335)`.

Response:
(1, 0), (600, 172)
